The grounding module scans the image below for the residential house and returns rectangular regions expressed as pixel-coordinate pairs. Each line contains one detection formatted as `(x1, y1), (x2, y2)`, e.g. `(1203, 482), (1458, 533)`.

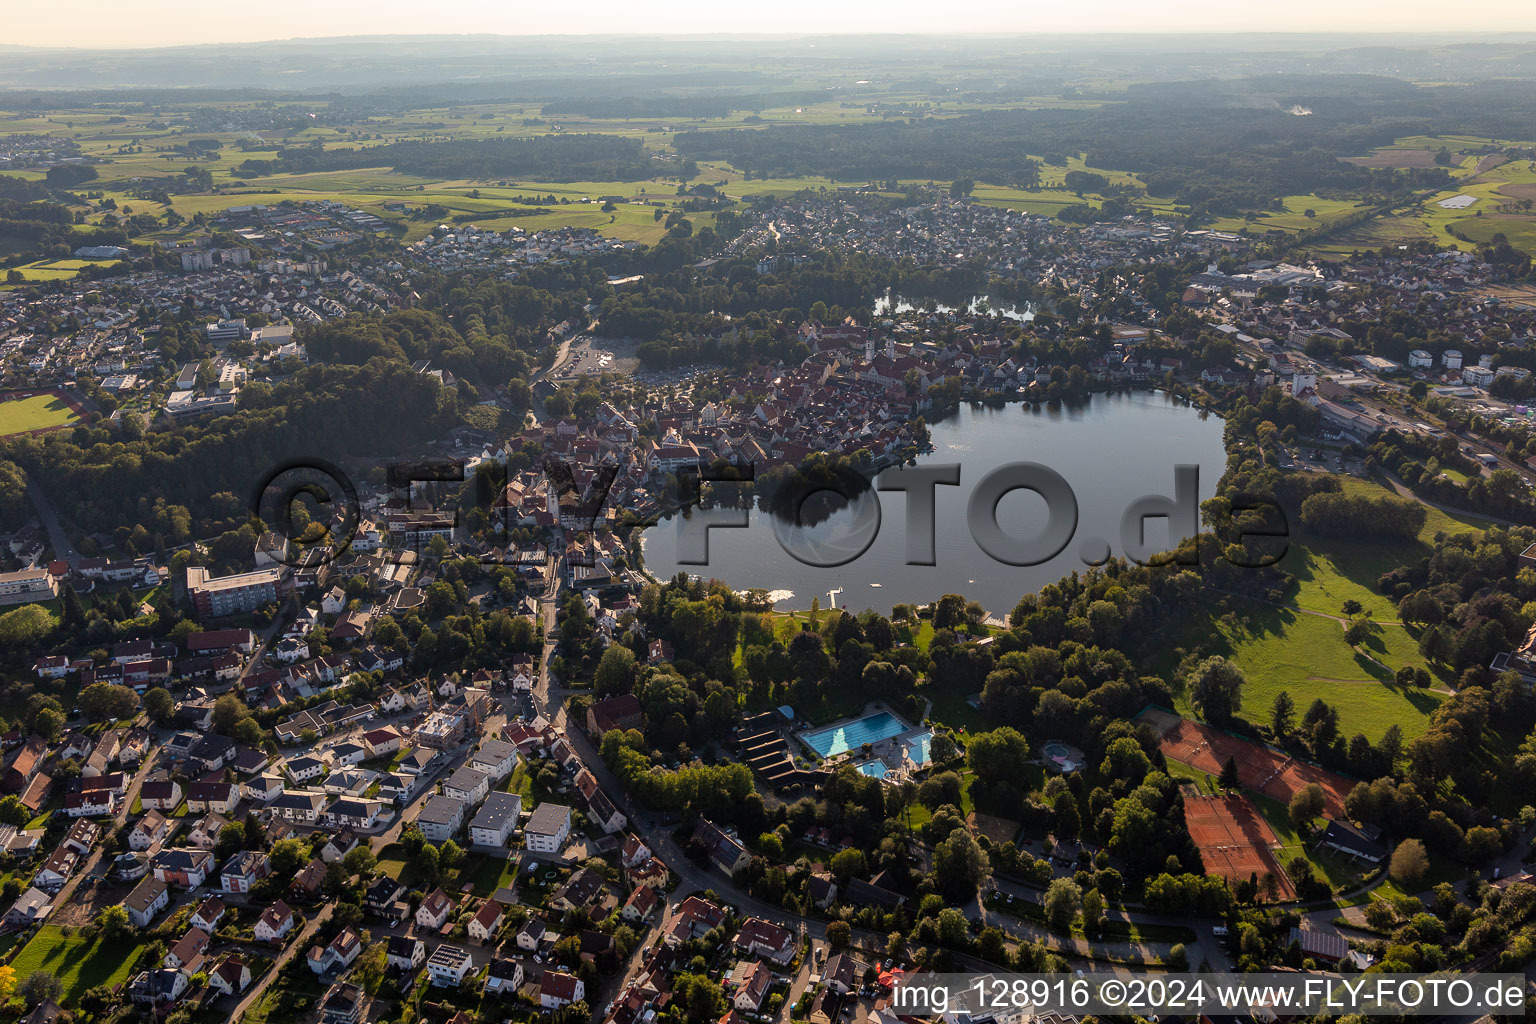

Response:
(138, 778), (184, 812)
(484, 958), (525, 996)
(442, 766), (490, 807)
(153, 848), (213, 888)
(468, 791), (522, 849)
(415, 888), (455, 931)
(415, 796), (465, 843)
(115, 817), (164, 859)
(307, 926), (363, 976)
(524, 802), (571, 854)
(125, 877), (171, 927)
(468, 739), (519, 782)
(186, 780), (240, 815)
(254, 900), (297, 942)
(734, 917), (796, 965)
(220, 850), (272, 894)
(692, 819), (749, 877)
(728, 960), (774, 1011)
(165, 927), (211, 971)
(468, 900), (505, 944)
(427, 944), (475, 988)
(190, 895), (227, 933)
(386, 935), (426, 973)
(207, 955), (252, 997)
(319, 983), (363, 1024)
(540, 971), (585, 1010)
(3, 886), (53, 928)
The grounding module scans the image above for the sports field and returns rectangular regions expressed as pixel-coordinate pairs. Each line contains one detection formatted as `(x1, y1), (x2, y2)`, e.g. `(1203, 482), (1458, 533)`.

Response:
(1142, 707), (1354, 818)
(1183, 792), (1295, 900)
(0, 391), (83, 435)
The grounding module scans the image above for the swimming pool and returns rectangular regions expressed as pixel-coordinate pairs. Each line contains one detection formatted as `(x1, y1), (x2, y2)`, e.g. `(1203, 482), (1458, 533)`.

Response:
(856, 760), (890, 779)
(800, 711), (909, 759)
(904, 731), (933, 766)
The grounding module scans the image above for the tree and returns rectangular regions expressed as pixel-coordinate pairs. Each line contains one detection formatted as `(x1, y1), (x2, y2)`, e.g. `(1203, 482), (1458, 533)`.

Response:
(1188, 656), (1244, 724)
(1288, 783), (1327, 828)
(142, 686), (174, 724)
(96, 904), (131, 942)
(33, 707), (65, 742)
(1271, 691), (1295, 736)
(270, 838), (308, 879)
(826, 920), (851, 950)
(215, 823), (246, 862)
(829, 848), (866, 881)
(935, 907), (969, 946)
(1389, 838), (1430, 889)
(18, 971), (62, 1007)
(1044, 877), (1082, 931)
(0, 965), (14, 1004)
(439, 839), (466, 871)
(933, 830), (990, 901)
(343, 845), (377, 878)
(1081, 888), (1104, 935)
(1218, 755), (1241, 790)
(0, 795), (30, 827)
(211, 693), (253, 734)
(966, 727), (1030, 783)
(412, 842), (441, 885)
(78, 682), (140, 722)
(594, 645), (637, 696)
(0, 605), (55, 647)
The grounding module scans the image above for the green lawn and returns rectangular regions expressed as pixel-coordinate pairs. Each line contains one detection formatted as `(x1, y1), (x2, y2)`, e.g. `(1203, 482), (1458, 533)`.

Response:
(9, 925), (139, 1005)
(1186, 605), (1442, 741)
(0, 393), (80, 435)
(1183, 474), (1487, 742)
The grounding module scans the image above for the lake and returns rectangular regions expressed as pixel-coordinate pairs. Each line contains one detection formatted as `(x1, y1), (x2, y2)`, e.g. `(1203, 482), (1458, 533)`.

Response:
(640, 391), (1227, 618)
(873, 290), (1035, 321)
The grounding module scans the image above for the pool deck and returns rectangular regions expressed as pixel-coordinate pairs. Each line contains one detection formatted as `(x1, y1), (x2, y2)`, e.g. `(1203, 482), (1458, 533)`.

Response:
(795, 703), (932, 781)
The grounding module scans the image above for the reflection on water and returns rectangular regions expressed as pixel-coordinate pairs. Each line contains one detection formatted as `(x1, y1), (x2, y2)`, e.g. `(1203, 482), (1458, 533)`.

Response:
(873, 290), (1035, 321)
(642, 392), (1226, 617)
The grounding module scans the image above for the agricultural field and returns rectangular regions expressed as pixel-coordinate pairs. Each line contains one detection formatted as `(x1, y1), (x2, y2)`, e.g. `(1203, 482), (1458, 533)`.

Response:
(2, 96), (1199, 255)
(1310, 143), (1536, 257)
(3, 257), (120, 283)
(1207, 194), (1374, 237)
(0, 392), (83, 435)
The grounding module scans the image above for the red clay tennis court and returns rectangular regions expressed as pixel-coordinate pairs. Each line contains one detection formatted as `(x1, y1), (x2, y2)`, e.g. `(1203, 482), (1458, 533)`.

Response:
(1183, 792), (1295, 900)
(1140, 707), (1353, 819)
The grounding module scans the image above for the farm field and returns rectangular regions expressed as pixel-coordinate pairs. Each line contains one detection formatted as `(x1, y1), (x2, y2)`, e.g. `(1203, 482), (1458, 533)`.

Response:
(1207, 194), (1373, 237)
(1311, 149), (1536, 257)
(5, 257), (120, 283)
(9, 924), (139, 1005)
(0, 392), (83, 435)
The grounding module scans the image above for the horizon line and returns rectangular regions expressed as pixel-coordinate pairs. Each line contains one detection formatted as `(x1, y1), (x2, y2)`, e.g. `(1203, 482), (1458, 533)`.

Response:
(7, 29), (1536, 53)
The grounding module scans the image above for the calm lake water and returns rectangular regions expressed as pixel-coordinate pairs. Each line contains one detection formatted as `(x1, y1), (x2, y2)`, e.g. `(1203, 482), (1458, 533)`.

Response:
(873, 290), (1035, 321)
(640, 391), (1227, 617)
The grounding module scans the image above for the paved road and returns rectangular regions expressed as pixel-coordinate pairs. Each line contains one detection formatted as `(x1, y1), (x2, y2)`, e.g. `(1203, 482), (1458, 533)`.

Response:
(231, 903), (333, 1023)
(52, 750), (158, 910)
(25, 472), (79, 565)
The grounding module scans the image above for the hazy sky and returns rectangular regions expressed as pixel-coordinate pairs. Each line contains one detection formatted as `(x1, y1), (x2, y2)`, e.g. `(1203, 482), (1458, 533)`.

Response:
(10, 1), (1536, 49)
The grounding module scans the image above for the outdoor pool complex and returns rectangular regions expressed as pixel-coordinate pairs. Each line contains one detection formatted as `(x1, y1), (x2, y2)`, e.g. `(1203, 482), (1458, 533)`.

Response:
(800, 711), (908, 758)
